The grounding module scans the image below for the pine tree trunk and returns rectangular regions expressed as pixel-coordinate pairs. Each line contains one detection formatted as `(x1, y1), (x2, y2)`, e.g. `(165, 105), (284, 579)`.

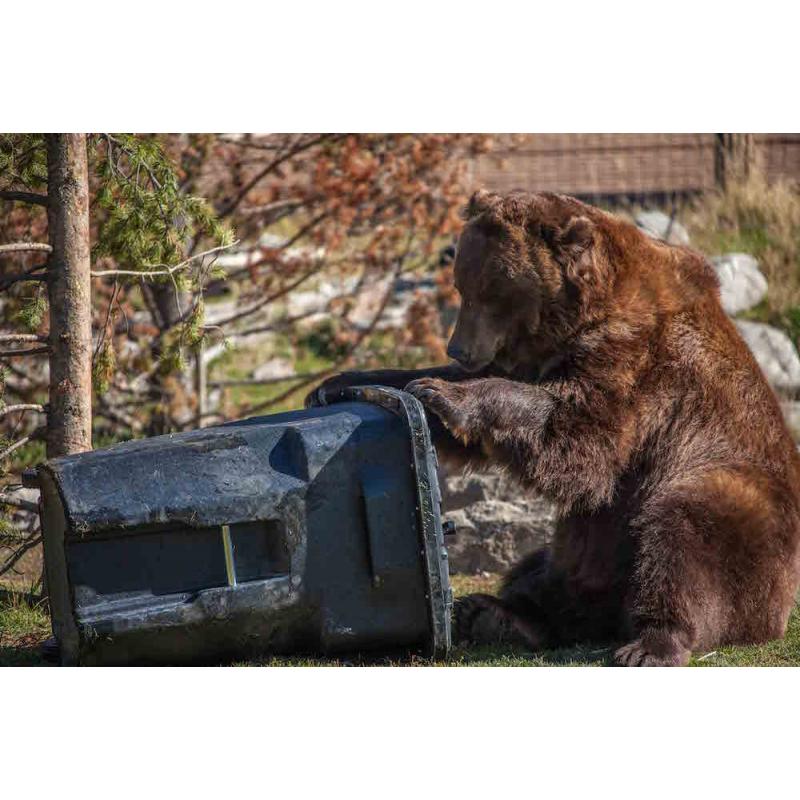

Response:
(45, 134), (93, 458)
(715, 134), (758, 190)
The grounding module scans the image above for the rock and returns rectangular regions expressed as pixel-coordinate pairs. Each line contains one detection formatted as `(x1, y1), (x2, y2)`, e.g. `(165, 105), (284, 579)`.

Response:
(441, 471), (556, 574)
(287, 276), (359, 321)
(634, 210), (690, 246)
(444, 498), (555, 575)
(252, 357), (295, 381)
(781, 401), (800, 439)
(441, 472), (502, 509)
(710, 253), (768, 315)
(735, 320), (800, 394)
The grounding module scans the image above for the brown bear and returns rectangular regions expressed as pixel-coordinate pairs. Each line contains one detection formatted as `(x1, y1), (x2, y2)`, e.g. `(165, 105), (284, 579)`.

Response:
(309, 190), (800, 666)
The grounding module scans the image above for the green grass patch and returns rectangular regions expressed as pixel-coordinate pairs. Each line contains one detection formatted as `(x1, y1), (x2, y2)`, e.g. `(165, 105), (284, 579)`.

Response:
(4, 574), (799, 667)
(0, 588), (50, 666)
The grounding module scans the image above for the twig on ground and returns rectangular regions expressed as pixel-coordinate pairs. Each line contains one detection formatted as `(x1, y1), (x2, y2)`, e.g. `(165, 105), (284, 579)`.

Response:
(696, 651), (718, 662)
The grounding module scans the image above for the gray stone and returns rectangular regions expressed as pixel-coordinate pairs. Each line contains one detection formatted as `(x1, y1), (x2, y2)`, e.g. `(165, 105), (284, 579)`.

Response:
(735, 320), (800, 394)
(441, 472), (503, 509)
(252, 357), (295, 381)
(634, 210), (690, 246)
(710, 253), (768, 315)
(441, 471), (557, 574)
(781, 401), (800, 440)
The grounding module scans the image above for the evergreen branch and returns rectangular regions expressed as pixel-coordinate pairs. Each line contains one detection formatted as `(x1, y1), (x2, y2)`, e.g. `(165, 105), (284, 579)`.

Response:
(89, 241), (238, 278)
(0, 190), (48, 206)
(103, 134), (164, 191)
(0, 404), (46, 419)
(0, 243), (52, 255)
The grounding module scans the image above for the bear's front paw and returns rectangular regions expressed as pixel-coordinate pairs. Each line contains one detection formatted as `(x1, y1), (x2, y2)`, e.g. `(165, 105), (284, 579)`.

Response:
(404, 378), (473, 443)
(304, 371), (360, 408)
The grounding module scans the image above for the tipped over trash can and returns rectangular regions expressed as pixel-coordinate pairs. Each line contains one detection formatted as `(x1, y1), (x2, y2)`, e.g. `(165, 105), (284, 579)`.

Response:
(36, 386), (452, 665)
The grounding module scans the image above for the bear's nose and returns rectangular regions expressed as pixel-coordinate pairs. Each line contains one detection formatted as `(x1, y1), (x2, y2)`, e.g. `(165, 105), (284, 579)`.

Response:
(447, 342), (470, 364)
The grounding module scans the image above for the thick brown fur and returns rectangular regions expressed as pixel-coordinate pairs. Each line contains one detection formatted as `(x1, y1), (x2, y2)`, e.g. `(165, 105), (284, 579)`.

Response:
(309, 190), (800, 666)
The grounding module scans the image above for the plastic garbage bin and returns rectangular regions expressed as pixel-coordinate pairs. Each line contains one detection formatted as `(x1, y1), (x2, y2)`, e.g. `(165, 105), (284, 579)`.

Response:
(36, 386), (452, 665)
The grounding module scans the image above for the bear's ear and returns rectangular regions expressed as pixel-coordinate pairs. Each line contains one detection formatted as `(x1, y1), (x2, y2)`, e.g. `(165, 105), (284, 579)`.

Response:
(545, 216), (596, 283)
(462, 189), (501, 221)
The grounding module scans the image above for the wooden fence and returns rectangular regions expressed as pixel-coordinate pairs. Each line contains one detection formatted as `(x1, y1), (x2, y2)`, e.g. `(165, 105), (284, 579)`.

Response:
(473, 134), (800, 202)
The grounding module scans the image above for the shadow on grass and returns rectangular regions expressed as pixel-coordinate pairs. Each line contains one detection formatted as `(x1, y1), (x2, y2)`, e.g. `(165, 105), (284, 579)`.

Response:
(0, 640), (49, 667)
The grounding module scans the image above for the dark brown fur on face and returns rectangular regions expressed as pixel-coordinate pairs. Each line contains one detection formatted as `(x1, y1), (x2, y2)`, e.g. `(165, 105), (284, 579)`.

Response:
(309, 190), (800, 666)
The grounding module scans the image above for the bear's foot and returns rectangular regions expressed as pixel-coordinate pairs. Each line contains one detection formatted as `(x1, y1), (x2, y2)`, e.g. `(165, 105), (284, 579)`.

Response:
(614, 630), (690, 667)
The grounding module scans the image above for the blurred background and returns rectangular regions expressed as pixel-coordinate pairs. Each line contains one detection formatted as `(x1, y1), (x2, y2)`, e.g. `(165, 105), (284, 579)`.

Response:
(3, 132), (800, 590)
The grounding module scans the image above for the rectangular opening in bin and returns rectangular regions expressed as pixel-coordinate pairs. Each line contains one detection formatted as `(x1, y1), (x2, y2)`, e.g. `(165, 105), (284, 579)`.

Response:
(67, 526), (228, 603)
(67, 519), (290, 607)
(230, 520), (290, 581)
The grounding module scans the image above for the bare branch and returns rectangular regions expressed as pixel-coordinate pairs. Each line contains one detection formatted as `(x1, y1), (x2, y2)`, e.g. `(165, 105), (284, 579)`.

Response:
(209, 372), (319, 388)
(0, 190), (48, 206)
(0, 242), (52, 255)
(0, 334), (47, 344)
(234, 231), (417, 418)
(0, 428), (44, 461)
(0, 347), (50, 358)
(0, 404), (46, 419)
(0, 264), (47, 291)
(211, 262), (326, 330)
(0, 535), (43, 579)
(237, 199), (304, 218)
(89, 240), (238, 279)
(231, 370), (333, 417)
(0, 491), (38, 513)
(217, 134), (341, 218)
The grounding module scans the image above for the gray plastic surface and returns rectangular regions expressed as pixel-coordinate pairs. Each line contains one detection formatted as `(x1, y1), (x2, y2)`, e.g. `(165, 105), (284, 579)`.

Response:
(38, 387), (451, 665)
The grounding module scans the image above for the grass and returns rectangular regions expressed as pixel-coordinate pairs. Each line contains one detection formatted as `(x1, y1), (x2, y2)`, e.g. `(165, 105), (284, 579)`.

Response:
(682, 173), (800, 328)
(3, 574), (800, 667)
(0, 587), (50, 666)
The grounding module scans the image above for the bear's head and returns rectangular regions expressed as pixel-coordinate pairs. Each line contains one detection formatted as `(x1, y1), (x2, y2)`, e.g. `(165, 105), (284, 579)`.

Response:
(448, 190), (602, 373)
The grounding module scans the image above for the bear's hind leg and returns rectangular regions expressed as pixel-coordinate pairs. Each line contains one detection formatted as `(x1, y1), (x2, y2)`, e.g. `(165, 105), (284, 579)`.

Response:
(452, 593), (546, 649)
(615, 494), (713, 667)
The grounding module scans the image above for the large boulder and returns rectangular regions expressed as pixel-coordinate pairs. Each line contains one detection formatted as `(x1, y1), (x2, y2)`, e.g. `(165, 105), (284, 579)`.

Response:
(441, 472), (556, 574)
(634, 210), (691, 246)
(735, 320), (800, 395)
(710, 253), (768, 315)
(780, 401), (800, 439)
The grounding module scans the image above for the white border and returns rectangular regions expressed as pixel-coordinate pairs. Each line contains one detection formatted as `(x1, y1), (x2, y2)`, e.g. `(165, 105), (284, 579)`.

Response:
(5, 1), (799, 131)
